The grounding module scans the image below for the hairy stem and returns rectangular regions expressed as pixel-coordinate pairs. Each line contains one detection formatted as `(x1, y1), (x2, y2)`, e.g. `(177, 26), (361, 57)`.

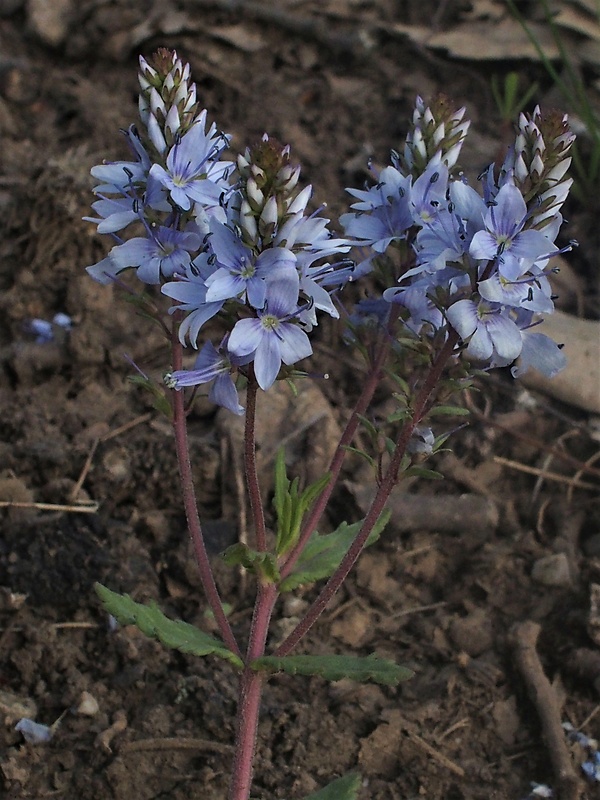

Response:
(245, 371), (267, 552)
(274, 331), (459, 656)
(171, 321), (241, 658)
(228, 582), (278, 800)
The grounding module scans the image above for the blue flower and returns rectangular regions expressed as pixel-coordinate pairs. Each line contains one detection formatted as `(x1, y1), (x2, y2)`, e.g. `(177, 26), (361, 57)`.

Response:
(149, 111), (232, 211)
(165, 340), (247, 415)
(162, 254), (225, 346)
(446, 298), (523, 366)
(228, 280), (312, 390)
(89, 225), (201, 285)
(470, 183), (556, 281)
(340, 166), (413, 252)
(409, 161), (449, 226)
(204, 219), (298, 309)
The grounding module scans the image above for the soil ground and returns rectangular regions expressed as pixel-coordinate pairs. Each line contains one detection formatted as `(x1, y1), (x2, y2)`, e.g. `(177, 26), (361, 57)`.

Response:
(1, 1), (600, 799)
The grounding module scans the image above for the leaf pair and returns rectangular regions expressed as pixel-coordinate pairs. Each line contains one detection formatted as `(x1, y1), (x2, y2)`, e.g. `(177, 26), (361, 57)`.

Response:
(95, 584), (413, 686)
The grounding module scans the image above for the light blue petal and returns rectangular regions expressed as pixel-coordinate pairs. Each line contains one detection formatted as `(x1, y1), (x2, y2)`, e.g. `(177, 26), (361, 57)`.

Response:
(86, 256), (123, 285)
(228, 319), (263, 357)
(211, 374), (244, 415)
(469, 230), (498, 261)
(254, 333), (281, 390)
(246, 277), (267, 310)
(205, 270), (245, 302)
(446, 299), (478, 339)
(466, 324), (493, 361)
(278, 324), (312, 365)
(486, 314), (522, 361)
(512, 332), (566, 378)
(178, 303), (223, 347)
(110, 238), (152, 268)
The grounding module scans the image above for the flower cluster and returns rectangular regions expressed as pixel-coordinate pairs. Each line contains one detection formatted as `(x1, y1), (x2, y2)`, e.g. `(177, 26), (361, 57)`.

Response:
(341, 96), (575, 377)
(85, 50), (354, 413)
(85, 54), (574, 415)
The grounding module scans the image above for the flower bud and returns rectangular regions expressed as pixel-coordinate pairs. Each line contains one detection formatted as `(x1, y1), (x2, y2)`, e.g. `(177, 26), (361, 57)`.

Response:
(400, 94), (470, 177)
(508, 106), (575, 229)
(137, 49), (200, 153)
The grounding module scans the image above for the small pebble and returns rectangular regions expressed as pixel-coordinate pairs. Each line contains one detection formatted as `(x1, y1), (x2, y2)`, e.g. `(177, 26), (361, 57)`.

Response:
(75, 691), (99, 717)
(531, 553), (572, 588)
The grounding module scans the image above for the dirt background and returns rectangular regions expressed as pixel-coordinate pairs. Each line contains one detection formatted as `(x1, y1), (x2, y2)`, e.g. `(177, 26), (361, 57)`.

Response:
(1, 1), (600, 798)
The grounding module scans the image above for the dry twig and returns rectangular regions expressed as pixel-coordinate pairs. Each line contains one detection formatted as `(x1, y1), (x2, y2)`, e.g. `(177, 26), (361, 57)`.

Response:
(510, 621), (584, 800)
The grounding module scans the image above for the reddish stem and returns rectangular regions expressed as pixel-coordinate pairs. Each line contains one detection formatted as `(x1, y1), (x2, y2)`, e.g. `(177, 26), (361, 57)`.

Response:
(280, 333), (391, 579)
(244, 371), (267, 552)
(274, 330), (459, 657)
(228, 583), (278, 800)
(171, 321), (241, 659)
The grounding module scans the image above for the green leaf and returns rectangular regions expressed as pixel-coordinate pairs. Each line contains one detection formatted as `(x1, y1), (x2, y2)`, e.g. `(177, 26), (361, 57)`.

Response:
(272, 449), (331, 557)
(301, 773), (361, 800)
(222, 543), (280, 583)
(252, 653), (413, 686)
(94, 584), (243, 668)
(341, 445), (376, 469)
(427, 405), (470, 417)
(279, 511), (390, 592)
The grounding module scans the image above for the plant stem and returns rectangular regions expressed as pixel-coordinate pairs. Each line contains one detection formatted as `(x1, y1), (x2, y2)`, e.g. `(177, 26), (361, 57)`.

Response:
(244, 371), (267, 552)
(280, 332), (392, 579)
(274, 331), (459, 657)
(229, 579), (279, 799)
(171, 320), (241, 659)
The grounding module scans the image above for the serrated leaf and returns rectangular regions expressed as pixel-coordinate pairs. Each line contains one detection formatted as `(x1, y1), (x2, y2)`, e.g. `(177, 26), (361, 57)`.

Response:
(279, 511), (390, 592)
(299, 773), (361, 800)
(94, 584), (243, 668)
(222, 543), (280, 582)
(252, 653), (413, 686)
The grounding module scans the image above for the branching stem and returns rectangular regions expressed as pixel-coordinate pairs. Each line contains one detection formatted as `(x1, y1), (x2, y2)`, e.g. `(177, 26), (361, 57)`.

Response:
(274, 330), (459, 656)
(280, 330), (392, 579)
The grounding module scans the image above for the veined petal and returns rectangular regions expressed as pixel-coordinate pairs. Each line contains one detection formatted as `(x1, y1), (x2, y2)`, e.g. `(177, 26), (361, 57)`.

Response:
(512, 332), (566, 378)
(466, 323), (493, 361)
(486, 314), (522, 361)
(446, 299), (478, 338)
(178, 303), (223, 347)
(205, 271), (246, 302)
(210, 374), (244, 415)
(229, 318), (263, 357)
(254, 333), (281, 390)
(469, 230), (499, 261)
(278, 324), (312, 365)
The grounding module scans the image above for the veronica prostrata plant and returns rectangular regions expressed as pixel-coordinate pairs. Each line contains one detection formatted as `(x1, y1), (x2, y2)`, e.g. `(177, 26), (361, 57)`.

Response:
(86, 49), (575, 800)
